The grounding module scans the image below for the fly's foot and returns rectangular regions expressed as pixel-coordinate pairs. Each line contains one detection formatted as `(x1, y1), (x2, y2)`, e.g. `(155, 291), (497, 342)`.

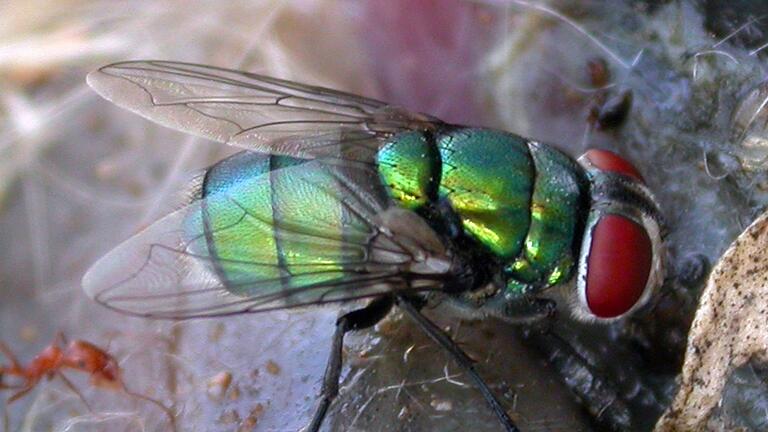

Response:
(521, 329), (635, 431)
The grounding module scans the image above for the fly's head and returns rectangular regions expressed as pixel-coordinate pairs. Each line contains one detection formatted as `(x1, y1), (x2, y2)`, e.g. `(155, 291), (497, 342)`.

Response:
(569, 149), (665, 322)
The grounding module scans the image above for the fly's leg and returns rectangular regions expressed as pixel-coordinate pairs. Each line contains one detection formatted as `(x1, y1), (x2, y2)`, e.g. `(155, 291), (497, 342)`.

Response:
(497, 297), (557, 323)
(306, 296), (394, 432)
(458, 282), (557, 324)
(521, 328), (633, 431)
(396, 295), (520, 432)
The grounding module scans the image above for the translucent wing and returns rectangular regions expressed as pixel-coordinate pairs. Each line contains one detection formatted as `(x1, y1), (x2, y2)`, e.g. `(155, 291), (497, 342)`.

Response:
(86, 60), (441, 161)
(83, 154), (452, 319)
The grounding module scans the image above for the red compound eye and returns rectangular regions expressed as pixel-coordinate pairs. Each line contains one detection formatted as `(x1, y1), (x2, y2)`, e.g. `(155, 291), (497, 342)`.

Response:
(583, 149), (645, 183)
(585, 214), (652, 318)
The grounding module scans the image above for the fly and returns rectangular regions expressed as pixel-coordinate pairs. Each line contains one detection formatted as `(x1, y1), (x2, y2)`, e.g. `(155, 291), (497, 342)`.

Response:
(83, 60), (665, 432)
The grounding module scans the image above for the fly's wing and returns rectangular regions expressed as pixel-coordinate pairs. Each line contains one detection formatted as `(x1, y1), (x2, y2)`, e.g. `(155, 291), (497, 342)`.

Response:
(82, 156), (451, 319)
(86, 61), (441, 162)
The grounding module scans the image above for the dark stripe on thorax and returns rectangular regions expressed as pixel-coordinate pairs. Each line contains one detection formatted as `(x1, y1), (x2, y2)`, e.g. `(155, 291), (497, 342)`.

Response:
(423, 129), (443, 202)
(519, 140), (538, 260)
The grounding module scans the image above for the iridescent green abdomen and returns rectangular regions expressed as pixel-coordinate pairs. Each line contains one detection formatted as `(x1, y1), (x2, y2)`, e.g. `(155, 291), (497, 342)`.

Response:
(377, 128), (588, 292)
(186, 152), (370, 297)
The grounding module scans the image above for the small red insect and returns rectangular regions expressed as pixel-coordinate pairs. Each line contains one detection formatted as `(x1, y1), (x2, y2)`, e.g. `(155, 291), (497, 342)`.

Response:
(0, 333), (175, 430)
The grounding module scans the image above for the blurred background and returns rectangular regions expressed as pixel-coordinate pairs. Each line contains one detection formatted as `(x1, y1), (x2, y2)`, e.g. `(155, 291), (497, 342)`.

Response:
(2, 0), (768, 430)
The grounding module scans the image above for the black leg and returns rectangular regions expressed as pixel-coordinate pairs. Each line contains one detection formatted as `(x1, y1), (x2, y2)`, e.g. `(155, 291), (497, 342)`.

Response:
(521, 328), (633, 431)
(497, 297), (557, 324)
(306, 296), (394, 432)
(396, 296), (520, 432)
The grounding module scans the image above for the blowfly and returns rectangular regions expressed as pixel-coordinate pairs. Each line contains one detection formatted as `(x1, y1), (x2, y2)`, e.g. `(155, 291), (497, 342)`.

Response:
(83, 61), (664, 432)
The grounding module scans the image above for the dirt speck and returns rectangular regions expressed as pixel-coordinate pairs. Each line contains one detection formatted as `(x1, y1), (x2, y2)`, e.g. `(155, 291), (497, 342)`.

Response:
(266, 360), (281, 375)
(206, 371), (233, 400)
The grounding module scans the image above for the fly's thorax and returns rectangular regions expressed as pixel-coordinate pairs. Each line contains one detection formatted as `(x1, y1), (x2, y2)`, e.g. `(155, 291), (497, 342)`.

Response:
(376, 128), (591, 296)
(500, 141), (590, 296)
(377, 127), (536, 259)
(568, 149), (665, 322)
(377, 131), (440, 210)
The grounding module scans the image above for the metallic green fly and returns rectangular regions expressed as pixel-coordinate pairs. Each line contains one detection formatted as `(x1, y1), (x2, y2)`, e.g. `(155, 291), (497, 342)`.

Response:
(83, 61), (664, 432)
